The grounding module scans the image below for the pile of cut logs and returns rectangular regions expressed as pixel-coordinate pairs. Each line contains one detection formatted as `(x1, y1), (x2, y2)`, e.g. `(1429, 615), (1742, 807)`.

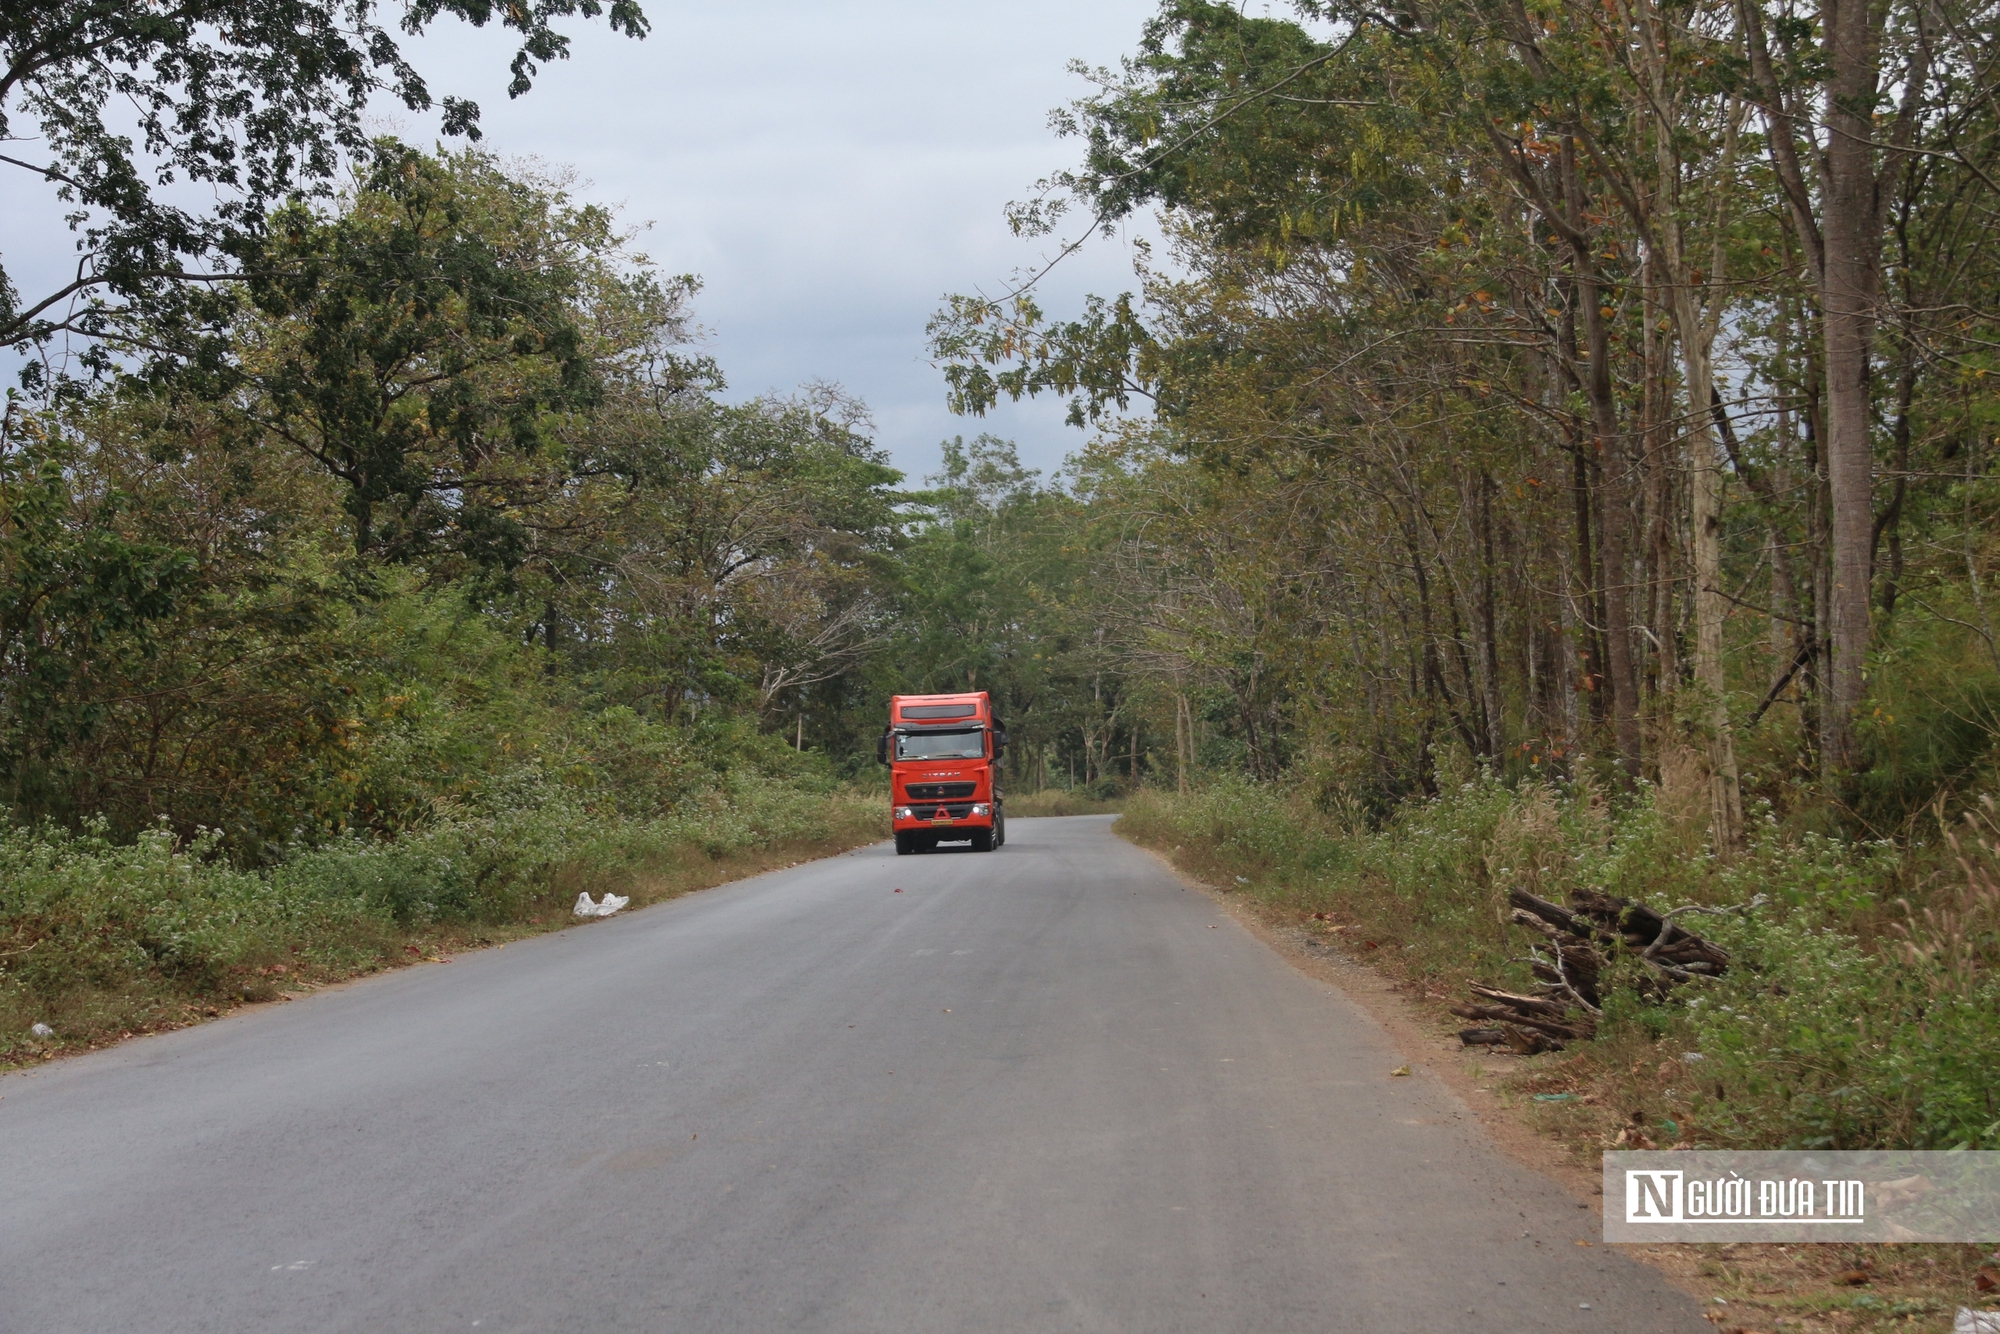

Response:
(1453, 887), (1734, 1054)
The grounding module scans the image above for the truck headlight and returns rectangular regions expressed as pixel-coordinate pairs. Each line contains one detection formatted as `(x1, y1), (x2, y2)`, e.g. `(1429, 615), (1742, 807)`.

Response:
(972, 803), (991, 816)
(894, 807), (913, 820)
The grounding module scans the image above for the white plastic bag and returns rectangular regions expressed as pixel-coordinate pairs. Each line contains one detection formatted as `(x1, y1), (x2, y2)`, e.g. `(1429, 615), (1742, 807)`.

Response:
(1958, 1310), (2000, 1334)
(572, 892), (630, 919)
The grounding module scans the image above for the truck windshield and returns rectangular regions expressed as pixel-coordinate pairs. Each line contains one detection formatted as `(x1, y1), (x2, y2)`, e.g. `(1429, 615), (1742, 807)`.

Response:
(895, 729), (985, 760)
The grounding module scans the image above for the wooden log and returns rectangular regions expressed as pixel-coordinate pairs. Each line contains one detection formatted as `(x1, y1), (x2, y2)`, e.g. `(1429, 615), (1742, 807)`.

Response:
(1458, 1028), (1507, 1046)
(1507, 909), (1604, 964)
(1568, 888), (1732, 972)
(1505, 909), (1609, 1002)
(1450, 1003), (1593, 1042)
(1480, 890), (1739, 1052)
(1508, 887), (1589, 934)
(1466, 982), (1570, 1017)
(1652, 938), (1731, 968)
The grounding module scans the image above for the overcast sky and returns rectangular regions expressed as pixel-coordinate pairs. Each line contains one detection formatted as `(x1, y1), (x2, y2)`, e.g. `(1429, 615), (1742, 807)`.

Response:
(393, 0), (1170, 485)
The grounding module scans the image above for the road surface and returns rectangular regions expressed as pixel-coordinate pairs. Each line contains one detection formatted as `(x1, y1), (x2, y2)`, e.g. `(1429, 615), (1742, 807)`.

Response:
(1, 815), (1704, 1332)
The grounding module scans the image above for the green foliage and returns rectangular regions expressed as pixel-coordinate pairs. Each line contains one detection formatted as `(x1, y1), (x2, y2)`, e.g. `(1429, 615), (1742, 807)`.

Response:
(0, 822), (329, 1007)
(0, 149), (910, 855)
(237, 144), (624, 558)
(0, 424), (198, 810)
(1679, 915), (2000, 1150)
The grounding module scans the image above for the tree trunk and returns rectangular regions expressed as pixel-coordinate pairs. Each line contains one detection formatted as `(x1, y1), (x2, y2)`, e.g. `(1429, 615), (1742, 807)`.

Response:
(1476, 472), (1504, 762)
(1673, 309), (1746, 851)
(1817, 0), (1884, 777)
(1562, 141), (1641, 785)
(1175, 691), (1191, 794)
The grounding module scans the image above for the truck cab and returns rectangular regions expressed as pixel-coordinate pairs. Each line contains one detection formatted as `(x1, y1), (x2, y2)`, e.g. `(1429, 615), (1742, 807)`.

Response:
(877, 692), (1006, 855)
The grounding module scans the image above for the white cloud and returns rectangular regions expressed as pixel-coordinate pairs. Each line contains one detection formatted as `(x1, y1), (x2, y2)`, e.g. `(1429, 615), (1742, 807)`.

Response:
(395, 0), (1166, 481)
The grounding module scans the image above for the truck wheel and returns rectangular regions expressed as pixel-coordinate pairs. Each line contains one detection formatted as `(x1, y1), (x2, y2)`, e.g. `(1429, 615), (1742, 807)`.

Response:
(895, 832), (914, 856)
(970, 828), (994, 852)
(995, 809), (1005, 847)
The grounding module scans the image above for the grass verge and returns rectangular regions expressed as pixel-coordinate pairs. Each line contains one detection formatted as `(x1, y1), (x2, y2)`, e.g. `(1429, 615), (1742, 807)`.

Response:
(2, 770), (882, 1067)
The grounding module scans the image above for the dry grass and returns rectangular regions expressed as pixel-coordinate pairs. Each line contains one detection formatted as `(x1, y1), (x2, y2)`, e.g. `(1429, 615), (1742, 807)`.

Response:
(1007, 790), (1126, 818)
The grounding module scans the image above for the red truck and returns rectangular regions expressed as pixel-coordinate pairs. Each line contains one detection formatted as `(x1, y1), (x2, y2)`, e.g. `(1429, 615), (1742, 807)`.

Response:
(876, 692), (1007, 855)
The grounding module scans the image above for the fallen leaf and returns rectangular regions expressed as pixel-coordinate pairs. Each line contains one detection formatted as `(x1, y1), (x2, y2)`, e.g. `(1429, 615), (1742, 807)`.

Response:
(1972, 1269), (1998, 1293)
(1390, 1065), (1411, 1077)
(1834, 1269), (1871, 1285)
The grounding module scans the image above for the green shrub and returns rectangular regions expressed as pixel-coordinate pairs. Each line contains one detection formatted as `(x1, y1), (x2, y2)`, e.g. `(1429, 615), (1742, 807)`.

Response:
(1678, 913), (2000, 1149)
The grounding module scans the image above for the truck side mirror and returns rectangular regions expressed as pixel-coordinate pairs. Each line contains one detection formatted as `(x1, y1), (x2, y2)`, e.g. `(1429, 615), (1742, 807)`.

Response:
(992, 727), (1008, 762)
(875, 732), (889, 766)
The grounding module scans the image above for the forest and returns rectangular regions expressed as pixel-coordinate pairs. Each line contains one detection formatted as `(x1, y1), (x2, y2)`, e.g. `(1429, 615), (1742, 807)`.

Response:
(3, 0), (1998, 1147)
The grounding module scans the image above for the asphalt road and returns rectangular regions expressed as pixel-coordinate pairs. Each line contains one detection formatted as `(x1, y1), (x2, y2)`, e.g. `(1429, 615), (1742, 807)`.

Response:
(1, 815), (1705, 1333)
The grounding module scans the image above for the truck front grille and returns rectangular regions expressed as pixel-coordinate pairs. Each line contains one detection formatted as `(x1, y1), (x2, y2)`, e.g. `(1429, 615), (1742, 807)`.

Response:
(905, 782), (976, 801)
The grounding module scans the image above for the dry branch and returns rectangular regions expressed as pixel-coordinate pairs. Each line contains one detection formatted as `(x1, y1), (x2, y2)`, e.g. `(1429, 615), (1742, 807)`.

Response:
(1457, 885), (1742, 1050)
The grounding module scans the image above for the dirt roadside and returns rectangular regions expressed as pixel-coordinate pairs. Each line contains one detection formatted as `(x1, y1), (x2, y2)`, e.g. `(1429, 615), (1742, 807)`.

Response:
(1129, 838), (2000, 1334)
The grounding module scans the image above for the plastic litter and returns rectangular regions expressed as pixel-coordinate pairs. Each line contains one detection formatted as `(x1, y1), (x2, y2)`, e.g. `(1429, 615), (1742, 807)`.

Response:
(572, 892), (630, 919)
(1959, 1310), (2000, 1334)
(30, 1022), (54, 1039)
